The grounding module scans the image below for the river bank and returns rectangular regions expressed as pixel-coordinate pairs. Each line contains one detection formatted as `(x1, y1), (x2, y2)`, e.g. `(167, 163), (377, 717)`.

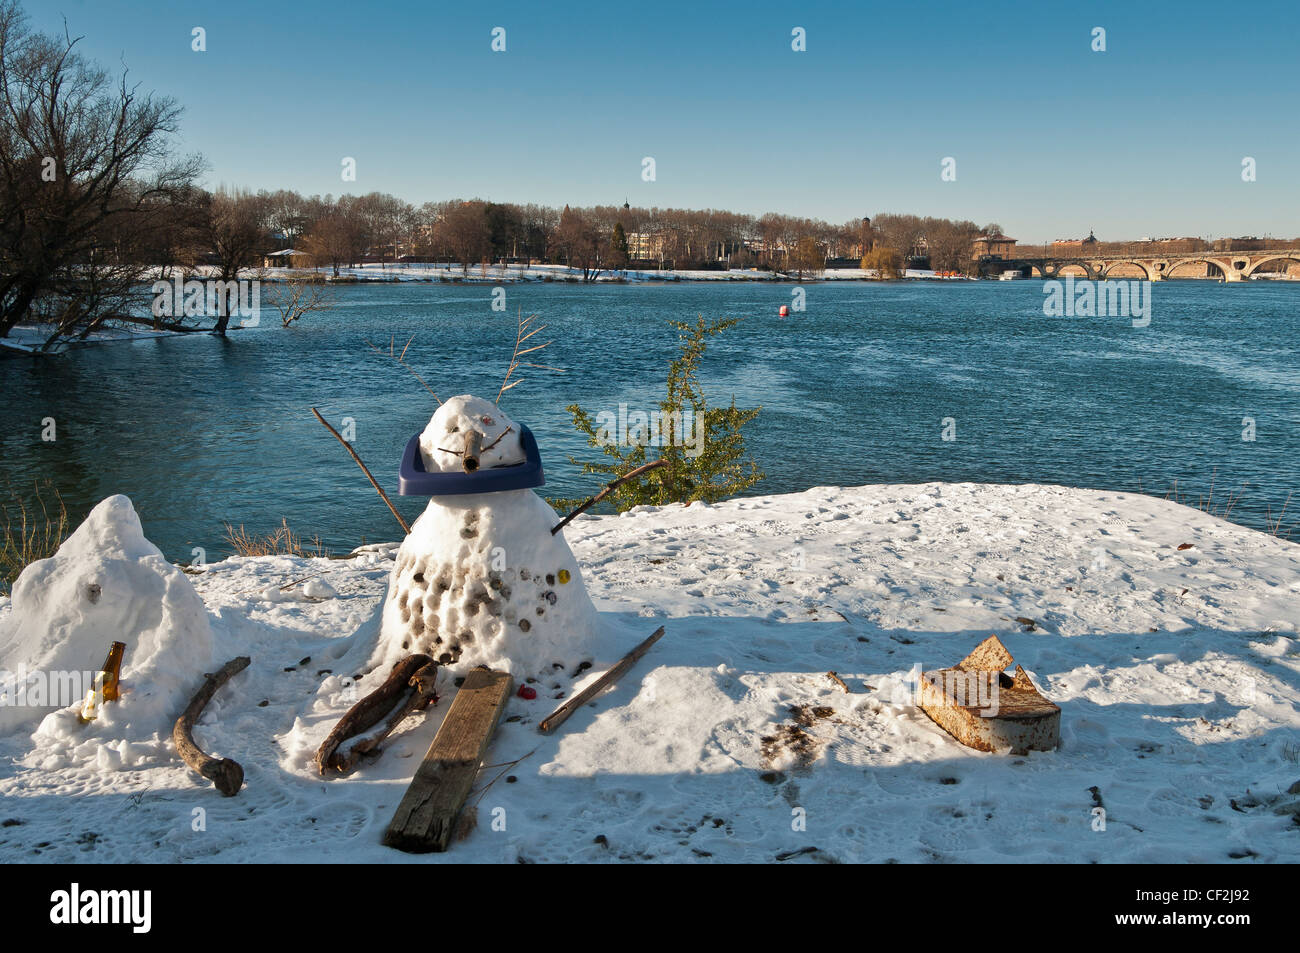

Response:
(1, 482), (1296, 863)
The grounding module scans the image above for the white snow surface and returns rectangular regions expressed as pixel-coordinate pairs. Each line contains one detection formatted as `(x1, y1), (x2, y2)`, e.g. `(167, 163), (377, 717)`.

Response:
(1, 482), (1298, 863)
(0, 495), (215, 742)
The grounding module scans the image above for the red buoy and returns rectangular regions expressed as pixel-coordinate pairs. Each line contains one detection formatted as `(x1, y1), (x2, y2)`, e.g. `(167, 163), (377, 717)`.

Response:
(778, 305), (790, 318)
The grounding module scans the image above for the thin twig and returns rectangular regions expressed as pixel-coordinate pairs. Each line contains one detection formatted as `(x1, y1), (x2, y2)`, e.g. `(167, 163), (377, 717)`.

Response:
(311, 407), (411, 535)
(366, 336), (442, 405)
(1271, 490), (1293, 536)
(497, 309), (563, 402)
(538, 626), (666, 734)
(826, 671), (850, 693)
(481, 425), (514, 454)
(551, 459), (667, 535)
(469, 747), (539, 808)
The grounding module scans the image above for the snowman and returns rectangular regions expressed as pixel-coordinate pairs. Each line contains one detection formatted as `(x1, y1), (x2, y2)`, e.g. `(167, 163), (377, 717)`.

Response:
(368, 395), (600, 680)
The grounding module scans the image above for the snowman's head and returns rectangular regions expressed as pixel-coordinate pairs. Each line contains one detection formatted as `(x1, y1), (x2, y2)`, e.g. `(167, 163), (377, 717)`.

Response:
(418, 395), (526, 474)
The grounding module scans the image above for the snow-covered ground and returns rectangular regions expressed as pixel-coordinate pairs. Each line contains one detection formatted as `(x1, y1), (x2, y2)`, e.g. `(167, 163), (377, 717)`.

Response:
(1, 482), (1297, 863)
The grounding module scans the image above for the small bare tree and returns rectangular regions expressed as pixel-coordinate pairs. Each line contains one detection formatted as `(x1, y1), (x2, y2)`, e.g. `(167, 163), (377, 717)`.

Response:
(264, 274), (334, 327)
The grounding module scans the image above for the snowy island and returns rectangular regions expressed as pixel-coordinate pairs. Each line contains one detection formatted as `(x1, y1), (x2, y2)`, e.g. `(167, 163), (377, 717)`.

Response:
(1, 481), (1298, 863)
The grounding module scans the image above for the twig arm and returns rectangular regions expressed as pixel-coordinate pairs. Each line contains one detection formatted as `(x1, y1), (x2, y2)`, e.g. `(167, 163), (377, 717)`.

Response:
(551, 459), (667, 535)
(311, 407), (411, 535)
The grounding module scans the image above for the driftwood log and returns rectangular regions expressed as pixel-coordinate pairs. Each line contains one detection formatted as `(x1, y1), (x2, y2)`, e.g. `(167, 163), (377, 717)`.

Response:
(315, 654), (438, 775)
(173, 656), (251, 797)
(538, 625), (666, 734)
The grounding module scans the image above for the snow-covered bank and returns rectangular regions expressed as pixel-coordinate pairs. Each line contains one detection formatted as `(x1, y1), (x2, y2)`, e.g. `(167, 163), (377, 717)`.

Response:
(1, 482), (1297, 863)
(0, 323), (185, 356)
(157, 262), (969, 284)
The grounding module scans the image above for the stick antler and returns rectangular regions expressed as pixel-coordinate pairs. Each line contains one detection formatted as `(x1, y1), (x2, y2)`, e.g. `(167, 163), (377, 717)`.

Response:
(366, 334), (442, 405)
(497, 308), (564, 403)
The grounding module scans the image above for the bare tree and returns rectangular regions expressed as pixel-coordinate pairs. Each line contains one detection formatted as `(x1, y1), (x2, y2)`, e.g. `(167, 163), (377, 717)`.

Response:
(262, 189), (311, 248)
(353, 191), (411, 265)
(435, 200), (491, 276)
(873, 214), (927, 263)
(302, 200), (364, 277)
(202, 188), (269, 334)
(549, 205), (602, 281)
(925, 218), (981, 272)
(264, 274), (334, 327)
(0, 1), (202, 344)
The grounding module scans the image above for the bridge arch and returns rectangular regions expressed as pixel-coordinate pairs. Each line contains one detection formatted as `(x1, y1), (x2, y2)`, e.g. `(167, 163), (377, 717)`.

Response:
(1164, 257), (1232, 279)
(1040, 259), (1098, 279)
(1245, 254), (1300, 278)
(1101, 260), (1151, 280)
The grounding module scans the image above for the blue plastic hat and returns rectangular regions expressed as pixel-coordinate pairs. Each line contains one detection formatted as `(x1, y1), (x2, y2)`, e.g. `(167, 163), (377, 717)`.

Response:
(398, 424), (545, 496)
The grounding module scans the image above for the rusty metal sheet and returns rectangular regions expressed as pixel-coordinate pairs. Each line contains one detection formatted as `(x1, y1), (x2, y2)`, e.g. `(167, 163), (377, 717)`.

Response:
(956, 634), (1015, 672)
(919, 638), (1060, 755)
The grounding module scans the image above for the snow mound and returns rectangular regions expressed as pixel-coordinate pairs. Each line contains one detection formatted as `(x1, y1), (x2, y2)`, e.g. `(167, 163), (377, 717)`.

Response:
(418, 394), (524, 473)
(0, 495), (215, 742)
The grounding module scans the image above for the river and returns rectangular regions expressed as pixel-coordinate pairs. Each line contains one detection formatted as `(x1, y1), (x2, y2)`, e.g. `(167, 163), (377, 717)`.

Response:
(2, 279), (1296, 561)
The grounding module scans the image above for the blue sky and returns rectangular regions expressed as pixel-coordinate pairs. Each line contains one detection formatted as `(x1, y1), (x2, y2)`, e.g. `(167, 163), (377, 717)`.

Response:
(25, 0), (1300, 242)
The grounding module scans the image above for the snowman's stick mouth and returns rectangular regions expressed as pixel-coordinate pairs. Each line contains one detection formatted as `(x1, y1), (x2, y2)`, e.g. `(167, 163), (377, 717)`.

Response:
(435, 426), (515, 476)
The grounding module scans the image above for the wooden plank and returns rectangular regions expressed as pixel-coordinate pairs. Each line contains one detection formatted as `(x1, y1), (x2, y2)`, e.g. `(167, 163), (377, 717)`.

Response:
(382, 667), (513, 853)
(538, 626), (665, 734)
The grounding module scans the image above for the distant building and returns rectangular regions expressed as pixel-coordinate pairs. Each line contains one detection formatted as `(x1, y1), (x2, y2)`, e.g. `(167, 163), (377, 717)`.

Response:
(971, 233), (1018, 260)
(626, 232), (663, 260)
(263, 248), (310, 268)
(1051, 231), (1099, 254)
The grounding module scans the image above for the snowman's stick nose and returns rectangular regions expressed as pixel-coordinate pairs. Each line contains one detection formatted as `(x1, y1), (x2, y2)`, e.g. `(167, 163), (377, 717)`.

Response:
(461, 430), (483, 472)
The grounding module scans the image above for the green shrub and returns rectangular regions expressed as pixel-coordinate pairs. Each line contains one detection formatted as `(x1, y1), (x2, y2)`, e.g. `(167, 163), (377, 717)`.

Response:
(554, 315), (763, 512)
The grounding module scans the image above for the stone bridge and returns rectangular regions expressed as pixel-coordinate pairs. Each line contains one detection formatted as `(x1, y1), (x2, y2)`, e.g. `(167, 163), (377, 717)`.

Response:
(987, 248), (1300, 281)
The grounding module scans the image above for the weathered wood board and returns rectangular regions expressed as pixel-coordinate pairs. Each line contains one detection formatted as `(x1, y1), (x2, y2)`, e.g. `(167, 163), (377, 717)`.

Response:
(382, 667), (513, 853)
(918, 635), (1060, 755)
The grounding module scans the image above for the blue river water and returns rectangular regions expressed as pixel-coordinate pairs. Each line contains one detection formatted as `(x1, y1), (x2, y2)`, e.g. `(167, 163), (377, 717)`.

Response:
(2, 280), (1297, 561)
